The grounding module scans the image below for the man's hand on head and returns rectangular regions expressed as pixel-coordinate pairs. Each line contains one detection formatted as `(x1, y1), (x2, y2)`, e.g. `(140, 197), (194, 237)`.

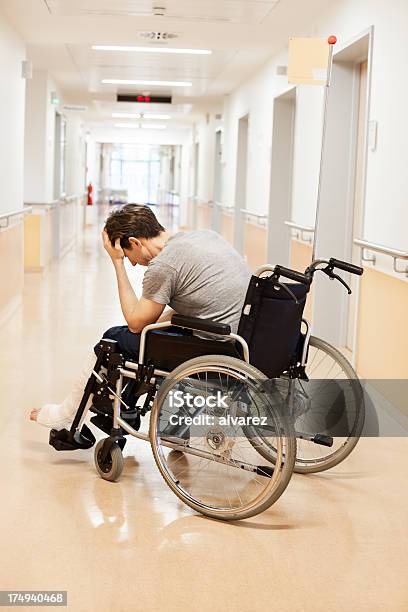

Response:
(102, 229), (124, 262)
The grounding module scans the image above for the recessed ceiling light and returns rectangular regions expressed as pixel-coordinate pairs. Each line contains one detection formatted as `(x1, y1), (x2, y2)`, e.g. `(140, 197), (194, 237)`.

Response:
(142, 114), (171, 120)
(114, 123), (140, 129)
(114, 123), (167, 130)
(142, 124), (167, 130)
(112, 112), (141, 119)
(93, 45), (211, 55)
(103, 79), (192, 87)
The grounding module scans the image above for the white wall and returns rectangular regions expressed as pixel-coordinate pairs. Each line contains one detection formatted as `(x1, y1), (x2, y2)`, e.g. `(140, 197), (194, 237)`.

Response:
(0, 10), (25, 214)
(89, 126), (191, 147)
(24, 71), (87, 203)
(219, 51), (291, 215)
(65, 114), (86, 197)
(196, 0), (408, 258)
(194, 115), (217, 204)
(24, 71), (48, 202)
(291, 87), (324, 227)
(25, 71), (59, 202)
(180, 144), (190, 226)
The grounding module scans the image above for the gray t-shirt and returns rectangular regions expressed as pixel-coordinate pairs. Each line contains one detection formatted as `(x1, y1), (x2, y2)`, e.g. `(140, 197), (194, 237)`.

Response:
(142, 229), (251, 333)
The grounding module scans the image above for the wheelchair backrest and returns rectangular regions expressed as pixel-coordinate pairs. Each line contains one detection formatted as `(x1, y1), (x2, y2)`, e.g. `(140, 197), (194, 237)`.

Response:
(237, 274), (309, 378)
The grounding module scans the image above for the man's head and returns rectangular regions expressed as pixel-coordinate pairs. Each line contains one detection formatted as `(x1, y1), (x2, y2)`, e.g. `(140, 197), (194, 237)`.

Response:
(104, 203), (166, 266)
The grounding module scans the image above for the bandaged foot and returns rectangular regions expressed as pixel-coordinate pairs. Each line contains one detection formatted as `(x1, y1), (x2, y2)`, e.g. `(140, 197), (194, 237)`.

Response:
(29, 350), (98, 430)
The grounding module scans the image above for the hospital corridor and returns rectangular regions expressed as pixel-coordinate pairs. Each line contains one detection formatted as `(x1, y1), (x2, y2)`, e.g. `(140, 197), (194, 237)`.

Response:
(0, 1), (407, 611)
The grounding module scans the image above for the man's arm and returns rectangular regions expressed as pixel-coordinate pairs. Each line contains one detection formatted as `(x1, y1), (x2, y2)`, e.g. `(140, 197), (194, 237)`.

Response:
(103, 230), (165, 333)
(156, 307), (176, 323)
(112, 259), (165, 332)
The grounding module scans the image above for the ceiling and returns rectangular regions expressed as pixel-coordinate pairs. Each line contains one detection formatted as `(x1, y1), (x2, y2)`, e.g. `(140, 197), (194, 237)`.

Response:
(44, 0), (281, 23)
(1, 0), (330, 131)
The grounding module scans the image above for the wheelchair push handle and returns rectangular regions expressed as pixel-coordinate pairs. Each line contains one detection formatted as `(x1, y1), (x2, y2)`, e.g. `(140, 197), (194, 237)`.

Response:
(329, 258), (363, 276)
(273, 265), (311, 285)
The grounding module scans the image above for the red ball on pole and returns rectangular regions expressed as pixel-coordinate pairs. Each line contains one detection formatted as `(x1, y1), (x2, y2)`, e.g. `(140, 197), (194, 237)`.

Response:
(328, 35), (337, 45)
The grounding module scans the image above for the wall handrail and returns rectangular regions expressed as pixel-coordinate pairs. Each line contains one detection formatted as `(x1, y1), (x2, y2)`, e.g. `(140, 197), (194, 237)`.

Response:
(285, 220), (315, 243)
(354, 238), (408, 276)
(241, 208), (268, 227)
(214, 201), (234, 212)
(60, 195), (78, 205)
(24, 200), (59, 207)
(284, 220), (315, 233)
(240, 208), (268, 220)
(25, 194), (79, 207)
(0, 206), (32, 229)
(197, 200), (213, 208)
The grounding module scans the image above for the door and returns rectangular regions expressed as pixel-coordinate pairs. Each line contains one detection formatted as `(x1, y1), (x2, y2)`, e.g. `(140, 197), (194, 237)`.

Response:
(192, 142), (199, 228)
(233, 114), (249, 254)
(212, 129), (223, 232)
(312, 33), (371, 352)
(346, 60), (368, 351)
(267, 88), (296, 266)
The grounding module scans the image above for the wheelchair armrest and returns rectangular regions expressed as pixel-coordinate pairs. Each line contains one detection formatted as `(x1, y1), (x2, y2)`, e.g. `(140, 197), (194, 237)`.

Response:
(171, 314), (231, 336)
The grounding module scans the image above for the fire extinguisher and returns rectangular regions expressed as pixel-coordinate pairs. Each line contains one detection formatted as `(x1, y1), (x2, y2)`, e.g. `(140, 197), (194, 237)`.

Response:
(87, 183), (93, 205)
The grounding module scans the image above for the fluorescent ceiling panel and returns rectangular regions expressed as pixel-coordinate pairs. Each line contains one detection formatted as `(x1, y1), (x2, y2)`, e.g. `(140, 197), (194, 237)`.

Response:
(93, 45), (211, 55)
(103, 79), (192, 87)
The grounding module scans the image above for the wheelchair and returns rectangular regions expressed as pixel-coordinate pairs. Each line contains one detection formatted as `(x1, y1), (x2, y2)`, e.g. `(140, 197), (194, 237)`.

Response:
(49, 256), (365, 521)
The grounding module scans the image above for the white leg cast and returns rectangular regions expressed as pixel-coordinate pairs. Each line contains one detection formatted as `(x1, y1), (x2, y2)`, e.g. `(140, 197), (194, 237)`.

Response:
(36, 351), (98, 430)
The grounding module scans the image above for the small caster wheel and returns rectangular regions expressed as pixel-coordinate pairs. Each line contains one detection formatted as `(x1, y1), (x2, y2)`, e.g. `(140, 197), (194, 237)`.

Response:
(94, 438), (124, 482)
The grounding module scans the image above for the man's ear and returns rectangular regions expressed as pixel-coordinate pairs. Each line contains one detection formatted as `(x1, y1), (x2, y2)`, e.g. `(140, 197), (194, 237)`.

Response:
(128, 237), (143, 249)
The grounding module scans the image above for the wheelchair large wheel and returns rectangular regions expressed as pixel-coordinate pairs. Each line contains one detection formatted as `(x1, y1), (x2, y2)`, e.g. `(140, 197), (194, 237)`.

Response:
(150, 355), (296, 521)
(245, 337), (365, 474)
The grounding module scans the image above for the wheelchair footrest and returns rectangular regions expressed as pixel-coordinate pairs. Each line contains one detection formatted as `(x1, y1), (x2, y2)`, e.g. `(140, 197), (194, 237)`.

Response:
(312, 434), (333, 447)
(256, 466), (274, 478)
(49, 424), (96, 451)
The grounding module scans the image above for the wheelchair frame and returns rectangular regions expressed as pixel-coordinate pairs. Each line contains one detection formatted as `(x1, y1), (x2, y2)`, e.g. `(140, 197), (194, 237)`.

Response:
(48, 258), (364, 520)
(71, 264), (311, 450)
(63, 267), (303, 467)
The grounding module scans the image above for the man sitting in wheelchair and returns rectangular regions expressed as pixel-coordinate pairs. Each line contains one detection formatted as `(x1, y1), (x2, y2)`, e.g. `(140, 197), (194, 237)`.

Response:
(30, 203), (252, 432)
(28, 202), (365, 520)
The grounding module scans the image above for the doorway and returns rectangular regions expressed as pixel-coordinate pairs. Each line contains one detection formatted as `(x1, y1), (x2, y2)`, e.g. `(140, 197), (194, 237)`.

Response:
(267, 88), (296, 266)
(192, 141), (199, 228)
(346, 59), (368, 351)
(233, 114), (249, 254)
(53, 112), (66, 200)
(52, 112), (66, 258)
(212, 128), (223, 232)
(311, 29), (372, 356)
(109, 145), (161, 204)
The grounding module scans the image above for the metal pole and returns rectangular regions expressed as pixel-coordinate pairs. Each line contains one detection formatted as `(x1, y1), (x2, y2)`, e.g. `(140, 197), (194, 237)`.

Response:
(311, 36), (337, 262)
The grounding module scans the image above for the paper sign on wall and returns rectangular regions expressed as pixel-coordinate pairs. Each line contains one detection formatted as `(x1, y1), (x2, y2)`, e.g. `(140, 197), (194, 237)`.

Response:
(288, 37), (330, 85)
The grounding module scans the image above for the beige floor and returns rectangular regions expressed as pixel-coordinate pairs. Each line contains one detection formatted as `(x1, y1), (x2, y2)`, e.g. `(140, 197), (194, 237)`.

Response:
(1, 207), (407, 612)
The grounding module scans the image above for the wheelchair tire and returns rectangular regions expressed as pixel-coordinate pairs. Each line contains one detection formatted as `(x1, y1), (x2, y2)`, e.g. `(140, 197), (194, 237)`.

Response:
(149, 355), (296, 521)
(244, 337), (365, 474)
(94, 438), (124, 482)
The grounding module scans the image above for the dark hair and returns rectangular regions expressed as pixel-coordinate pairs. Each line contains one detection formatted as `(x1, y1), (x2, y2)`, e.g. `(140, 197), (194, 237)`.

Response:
(105, 204), (165, 248)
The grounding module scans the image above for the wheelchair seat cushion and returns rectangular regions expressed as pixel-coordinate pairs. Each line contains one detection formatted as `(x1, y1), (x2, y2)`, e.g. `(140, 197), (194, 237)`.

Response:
(144, 328), (241, 372)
